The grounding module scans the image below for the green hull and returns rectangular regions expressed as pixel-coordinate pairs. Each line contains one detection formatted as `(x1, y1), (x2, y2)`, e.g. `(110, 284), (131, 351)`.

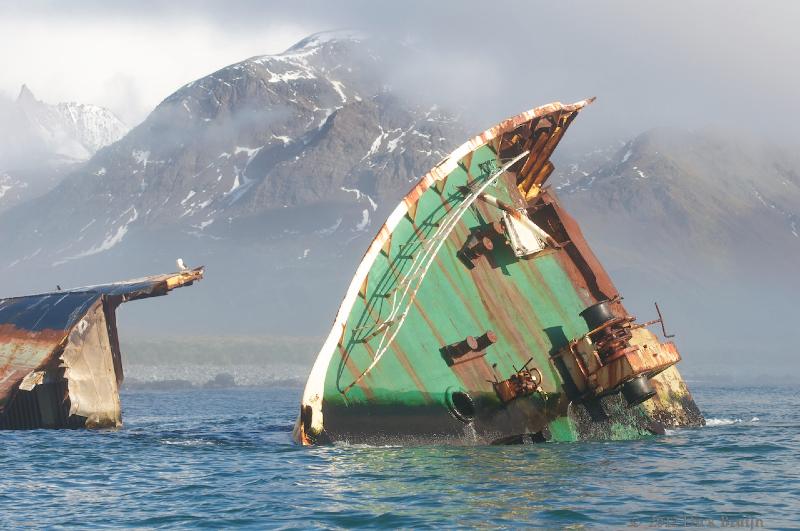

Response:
(295, 100), (703, 445)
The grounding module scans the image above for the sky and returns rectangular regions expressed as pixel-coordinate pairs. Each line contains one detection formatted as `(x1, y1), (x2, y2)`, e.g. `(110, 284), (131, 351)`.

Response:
(2, 0), (799, 145)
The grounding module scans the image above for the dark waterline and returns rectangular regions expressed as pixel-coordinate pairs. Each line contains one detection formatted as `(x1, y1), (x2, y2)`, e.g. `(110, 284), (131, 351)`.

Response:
(1, 384), (798, 529)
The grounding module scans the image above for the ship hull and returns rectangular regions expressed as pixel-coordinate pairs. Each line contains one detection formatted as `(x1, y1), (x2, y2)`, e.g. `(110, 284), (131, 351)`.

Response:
(318, 391), (677, 445)
(295, 100), (703, 445)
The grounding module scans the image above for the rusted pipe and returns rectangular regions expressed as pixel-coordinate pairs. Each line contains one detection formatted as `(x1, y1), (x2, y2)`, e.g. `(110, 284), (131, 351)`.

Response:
(475, 330), (498, 351)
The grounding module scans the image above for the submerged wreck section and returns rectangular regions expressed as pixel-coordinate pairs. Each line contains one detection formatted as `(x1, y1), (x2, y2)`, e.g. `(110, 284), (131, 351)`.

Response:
(294, 99), (703, 445)
(0, 267), (203, 429)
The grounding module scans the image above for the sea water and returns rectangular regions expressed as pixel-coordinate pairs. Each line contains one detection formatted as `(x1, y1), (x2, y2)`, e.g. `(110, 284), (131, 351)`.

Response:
(1, 383), (797, 528)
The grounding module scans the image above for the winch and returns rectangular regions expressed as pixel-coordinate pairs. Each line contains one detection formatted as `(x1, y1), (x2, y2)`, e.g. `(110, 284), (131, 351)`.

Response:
(553, 299), (680, 407)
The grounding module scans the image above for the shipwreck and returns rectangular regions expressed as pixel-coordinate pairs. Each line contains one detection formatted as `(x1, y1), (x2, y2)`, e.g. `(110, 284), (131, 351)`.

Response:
(294, 99), (704, 445)
(0, 267), (203, 429)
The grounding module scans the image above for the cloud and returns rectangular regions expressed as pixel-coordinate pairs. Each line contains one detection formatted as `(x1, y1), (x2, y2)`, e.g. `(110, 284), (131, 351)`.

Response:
(0, 9), (309, 125)
(1, 0), (798, 143)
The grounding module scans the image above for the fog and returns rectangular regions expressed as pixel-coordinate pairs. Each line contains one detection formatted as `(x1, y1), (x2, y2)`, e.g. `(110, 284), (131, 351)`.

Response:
(3, 1), (799, 144)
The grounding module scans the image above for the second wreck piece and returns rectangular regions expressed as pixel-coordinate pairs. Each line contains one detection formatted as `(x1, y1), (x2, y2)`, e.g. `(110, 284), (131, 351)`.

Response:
(0, 267), (203, 429)
(294, 98), (704, 445)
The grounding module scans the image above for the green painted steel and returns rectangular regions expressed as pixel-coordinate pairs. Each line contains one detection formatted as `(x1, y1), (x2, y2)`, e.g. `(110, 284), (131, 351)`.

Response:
(322, 145), (593, 423)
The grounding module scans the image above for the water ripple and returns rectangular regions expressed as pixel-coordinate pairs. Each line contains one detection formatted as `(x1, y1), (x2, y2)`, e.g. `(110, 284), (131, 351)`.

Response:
(0, 385), (798, 528)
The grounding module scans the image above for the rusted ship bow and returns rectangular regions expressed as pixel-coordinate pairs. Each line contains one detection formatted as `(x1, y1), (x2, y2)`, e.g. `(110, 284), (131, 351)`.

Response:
(294, 98), (703, 445)
(0, 267), (203, 429)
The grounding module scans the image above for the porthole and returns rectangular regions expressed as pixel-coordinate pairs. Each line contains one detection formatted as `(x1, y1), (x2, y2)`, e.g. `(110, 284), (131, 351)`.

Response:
(446, 388), (476, 422)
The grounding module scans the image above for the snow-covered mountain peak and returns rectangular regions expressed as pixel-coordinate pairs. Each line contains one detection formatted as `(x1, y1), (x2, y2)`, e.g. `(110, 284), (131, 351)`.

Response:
(14, 85), (128, 160)
(17, 84), (36, 104)
(0, 86), (130, 212)
(168, 31), (380, 125)
(281, 30), (367, 54)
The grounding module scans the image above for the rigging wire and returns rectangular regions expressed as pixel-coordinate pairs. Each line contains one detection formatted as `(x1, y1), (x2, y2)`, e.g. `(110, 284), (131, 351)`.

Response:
(342, 150), (530, 393)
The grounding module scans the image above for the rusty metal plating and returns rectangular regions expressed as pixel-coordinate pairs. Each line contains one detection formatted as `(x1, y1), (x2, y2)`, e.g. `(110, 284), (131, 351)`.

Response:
(0, 267), (203, 429)
(295, 98), (704, 446)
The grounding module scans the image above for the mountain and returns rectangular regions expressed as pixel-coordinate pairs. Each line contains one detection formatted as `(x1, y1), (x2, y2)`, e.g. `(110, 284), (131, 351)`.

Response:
(557, 127), (800, 277)
(0, 33), (796, 379)
(0, 32), (465, 335)
(14, 84), (128, 159)
(0, 85), (128, 211)
(553, 128), (800, 374)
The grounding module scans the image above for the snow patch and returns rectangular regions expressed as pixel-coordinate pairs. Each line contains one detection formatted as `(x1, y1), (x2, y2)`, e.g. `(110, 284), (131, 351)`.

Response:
(225, 166), (255, 204)
(355, 209), (370, 231)
(362, 130), (385, 160)
(341, 187), (378, 211)
(341, 186), (365, 200)
(753, 189), (770, 208)
(266, 67), (316, 83)
(132, 150), (150, 165)
(58, 207), (138, 263)
(234, 146), (260, 157)
(621, 148), (633, 164)
(330, 79), (347, 103)
(315, 108), (335, 130)
(386, 129), (406, 152)
(180, 190), (196, 205)
(316, 218), (343, 235)
(229, 173), (241, 193)
(79, 218), (96, 233)
(271, 135), (292, 145)
(7, 247), (42, 269)
(234, 146), (263, 167)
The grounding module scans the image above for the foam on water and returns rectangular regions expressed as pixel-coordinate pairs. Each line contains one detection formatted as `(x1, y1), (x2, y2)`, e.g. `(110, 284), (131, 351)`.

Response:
(705, 416), (760, 426)
(162, 439), (218, 447)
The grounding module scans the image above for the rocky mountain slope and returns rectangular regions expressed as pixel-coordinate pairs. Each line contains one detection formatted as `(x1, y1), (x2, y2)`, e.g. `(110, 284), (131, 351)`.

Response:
(0, 33), (465, 335)
(0, 85), (128, 211)
(553, 128), (800, 368)
(1, 34), (461, 260)
(557, 128), (800, 278)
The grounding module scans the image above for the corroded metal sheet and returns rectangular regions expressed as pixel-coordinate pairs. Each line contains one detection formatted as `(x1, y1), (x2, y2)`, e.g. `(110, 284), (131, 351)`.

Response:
(0, 267), (204, 428)
(60, 300), (122, 428)
(294, 100), (703, 445)
(65, 267), (204, 302)
(0, 292), (98, 412)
